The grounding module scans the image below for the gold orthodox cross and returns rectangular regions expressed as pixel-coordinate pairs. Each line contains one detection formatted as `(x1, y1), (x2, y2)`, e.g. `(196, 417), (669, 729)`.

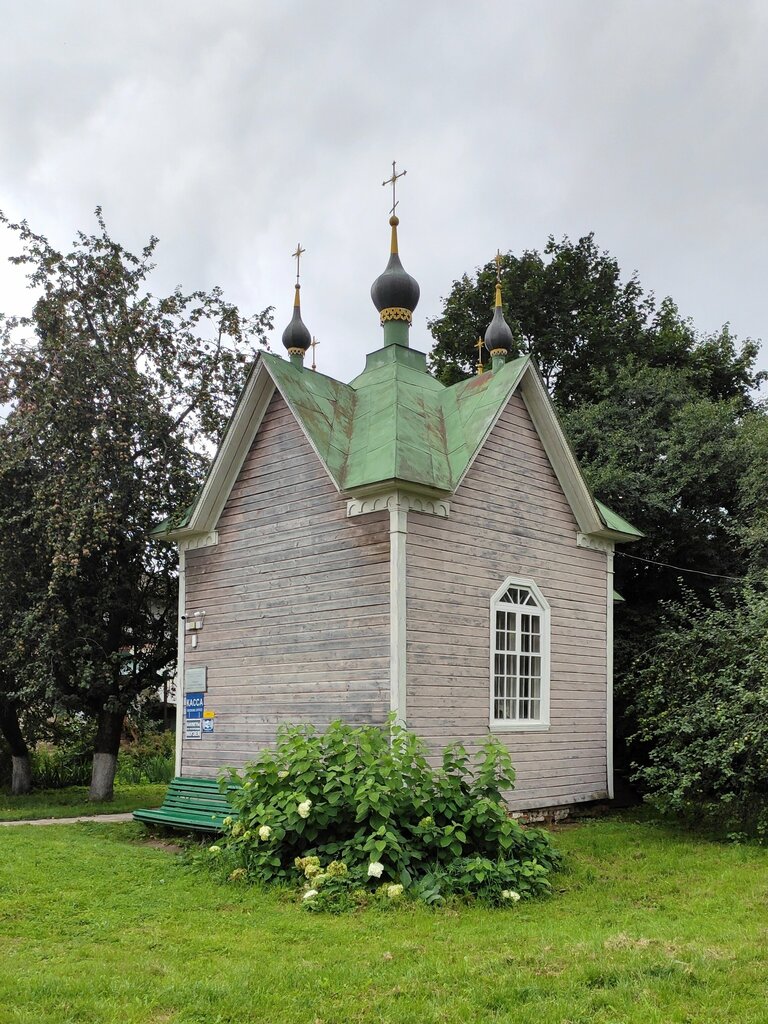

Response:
(382, 160), (407, 217)
(475, 336), (485, 375)
(494, 248), (503, 282)
(310, 336), (319, 371)
(291, 242), (306, 283)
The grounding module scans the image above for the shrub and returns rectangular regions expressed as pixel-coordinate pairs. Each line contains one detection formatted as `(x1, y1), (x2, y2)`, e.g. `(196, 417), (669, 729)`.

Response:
(215, 719), (560, 909)
(115, 730), (175, 784)
(623, 576), (768, 839)
(31, 746), (92, 788)
(25, 726), (175, 790)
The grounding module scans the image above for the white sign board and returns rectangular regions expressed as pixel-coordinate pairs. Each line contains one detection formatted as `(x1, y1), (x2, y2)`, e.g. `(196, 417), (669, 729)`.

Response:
(185, 719), (203, 741)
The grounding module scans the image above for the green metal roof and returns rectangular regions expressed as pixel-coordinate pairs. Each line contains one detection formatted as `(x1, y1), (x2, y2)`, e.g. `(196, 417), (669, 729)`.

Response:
(595, 499), (644, 539)
(264, 346), (528, 493)
(155, 344), (642, 542)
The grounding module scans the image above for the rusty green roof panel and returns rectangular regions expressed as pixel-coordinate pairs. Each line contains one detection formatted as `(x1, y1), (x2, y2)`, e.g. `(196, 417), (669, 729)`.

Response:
(269, 349), (532, 496)
(157, 345), (642, 542)
(262, 353), (356, 485)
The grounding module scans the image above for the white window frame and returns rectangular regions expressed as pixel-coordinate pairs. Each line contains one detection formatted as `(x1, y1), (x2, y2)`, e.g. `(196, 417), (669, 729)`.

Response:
(489, 576), (551, 732)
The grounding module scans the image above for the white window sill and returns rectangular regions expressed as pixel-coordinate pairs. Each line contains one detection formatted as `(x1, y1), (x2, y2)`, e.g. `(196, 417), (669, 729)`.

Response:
(490, 721), (551, 733)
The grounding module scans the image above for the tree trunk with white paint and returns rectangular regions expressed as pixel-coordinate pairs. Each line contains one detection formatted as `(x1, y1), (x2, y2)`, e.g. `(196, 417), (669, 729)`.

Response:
(0, 698), (33, 795)
(89, 709), (125, 802)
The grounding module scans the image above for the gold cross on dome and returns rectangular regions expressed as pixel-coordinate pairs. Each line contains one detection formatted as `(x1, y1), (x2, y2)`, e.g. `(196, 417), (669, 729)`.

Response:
(382, 160), (407, 217)
(475, 336), (485, 375)
(291, 243), (306, 283)
(494, 249), (503, 282)
(310, 336), (320, 371)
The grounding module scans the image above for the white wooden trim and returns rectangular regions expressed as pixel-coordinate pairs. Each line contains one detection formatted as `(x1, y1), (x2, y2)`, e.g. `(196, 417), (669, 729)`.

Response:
(165, 359), (277, 540)
(178, 531), (219, 552)
(453, 359), (603, 537)
(192, 365), (276, 533)
(489, 575), (551, 732)
(174, 546), (186, 776)
(576, 532), (614, 554)
(454, 359), (529, 492)
(347, 491), (449, 518)
(389, 499), (408, 724)
(606, 549), (615, 799)
(518, 368), (604, 536)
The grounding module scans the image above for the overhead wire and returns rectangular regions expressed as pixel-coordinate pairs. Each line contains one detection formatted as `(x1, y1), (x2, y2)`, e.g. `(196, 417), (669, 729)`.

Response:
(615, 549), (746, 582)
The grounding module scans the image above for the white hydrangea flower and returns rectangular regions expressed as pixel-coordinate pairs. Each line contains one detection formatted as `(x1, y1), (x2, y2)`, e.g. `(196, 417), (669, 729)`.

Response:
(297, 799), (312, 819)
(208, 845), (222, 855)
(258, 826), (272, 841)
(367, 861), (384, 878)
(222, 817), (234, 827)
(501, 890), (521, 902)
(386, 884), (404, 899)
(302, 889), (318, 901)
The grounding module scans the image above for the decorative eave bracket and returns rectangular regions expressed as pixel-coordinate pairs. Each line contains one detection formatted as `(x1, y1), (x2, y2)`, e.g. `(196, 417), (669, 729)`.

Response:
(346, 489), (450, 519)
(576, 532), (615, 554)
(178, 531), (219, 553)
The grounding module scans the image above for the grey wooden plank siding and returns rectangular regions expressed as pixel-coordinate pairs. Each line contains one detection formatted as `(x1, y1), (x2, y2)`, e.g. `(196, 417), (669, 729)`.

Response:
(405, 393), (609, 810)
(181, 391), (391, 777)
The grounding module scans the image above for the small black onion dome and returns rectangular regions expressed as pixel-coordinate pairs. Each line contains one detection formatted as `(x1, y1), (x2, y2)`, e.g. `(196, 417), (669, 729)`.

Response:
(281, 285), (311, 352)
(484, 283), (514, 354)
(370, 216), (420, 317)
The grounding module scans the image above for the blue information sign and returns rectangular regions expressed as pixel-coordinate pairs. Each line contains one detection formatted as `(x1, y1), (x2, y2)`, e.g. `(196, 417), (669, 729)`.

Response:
(184, 693), (205, 720)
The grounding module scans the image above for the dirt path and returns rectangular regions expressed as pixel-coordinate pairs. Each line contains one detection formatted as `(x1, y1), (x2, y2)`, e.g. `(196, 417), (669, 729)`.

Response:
(0, 812), (135, 826)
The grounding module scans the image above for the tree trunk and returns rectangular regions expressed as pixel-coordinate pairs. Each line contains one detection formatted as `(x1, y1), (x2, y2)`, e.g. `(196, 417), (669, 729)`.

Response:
(0, 698), (33, 795)
(89, 709), (125, 802)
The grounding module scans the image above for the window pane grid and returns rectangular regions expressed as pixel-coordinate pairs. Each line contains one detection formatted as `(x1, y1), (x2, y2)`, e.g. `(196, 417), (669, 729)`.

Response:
(492, 584), (544, 724)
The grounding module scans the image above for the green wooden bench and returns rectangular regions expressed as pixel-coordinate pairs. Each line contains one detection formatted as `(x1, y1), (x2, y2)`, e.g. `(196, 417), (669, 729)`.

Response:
(133, 776), (238, 833)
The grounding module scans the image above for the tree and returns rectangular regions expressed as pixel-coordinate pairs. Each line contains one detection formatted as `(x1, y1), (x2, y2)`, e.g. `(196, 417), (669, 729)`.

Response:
(733, 408), (768, 571)
(624, 577), (768, 836)
(429, 234), (760, 408)
(0, 452), (47, 793)
(0, 209), (272, 799)
(429, 233), (766, 772)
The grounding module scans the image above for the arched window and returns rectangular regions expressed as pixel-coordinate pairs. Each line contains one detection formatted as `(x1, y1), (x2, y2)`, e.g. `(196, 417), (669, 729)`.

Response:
(490, 577), (550, 730)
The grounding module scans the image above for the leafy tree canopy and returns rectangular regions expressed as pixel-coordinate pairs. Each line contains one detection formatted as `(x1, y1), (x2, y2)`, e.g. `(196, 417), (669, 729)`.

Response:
(0, 209), (272, 797)
(428, 233), (766, 763)
(622, 576), (768, 837)
(429, 234), (762, 411)
(429, 235), (764, 600)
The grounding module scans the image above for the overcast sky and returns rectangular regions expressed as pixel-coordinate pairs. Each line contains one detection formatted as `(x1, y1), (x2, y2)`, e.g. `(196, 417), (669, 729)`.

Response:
(1, 0), (766, 385)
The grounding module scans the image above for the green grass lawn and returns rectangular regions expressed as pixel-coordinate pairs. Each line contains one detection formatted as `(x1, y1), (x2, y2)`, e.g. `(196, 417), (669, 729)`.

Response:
(0, 817), (766, 1024)
(0, 783), (167, 821)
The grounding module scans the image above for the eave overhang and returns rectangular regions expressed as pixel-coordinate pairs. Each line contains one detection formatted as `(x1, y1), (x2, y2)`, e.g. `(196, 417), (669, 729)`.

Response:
(155, 348), (642, 547)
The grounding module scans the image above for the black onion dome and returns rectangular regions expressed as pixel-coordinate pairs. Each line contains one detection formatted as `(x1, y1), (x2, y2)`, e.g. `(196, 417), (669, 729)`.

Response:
(281, 285), (311, 352)
(484, 283), (514, 353)
(370, 217), (420, 316)
(484, 306), (514, 353)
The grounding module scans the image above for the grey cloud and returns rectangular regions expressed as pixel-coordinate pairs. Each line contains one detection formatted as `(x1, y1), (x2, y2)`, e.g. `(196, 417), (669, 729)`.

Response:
(0, 0), (765, 384)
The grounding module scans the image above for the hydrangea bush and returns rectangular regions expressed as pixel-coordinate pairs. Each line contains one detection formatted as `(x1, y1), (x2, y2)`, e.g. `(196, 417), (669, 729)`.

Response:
(213, 719), (560, 910)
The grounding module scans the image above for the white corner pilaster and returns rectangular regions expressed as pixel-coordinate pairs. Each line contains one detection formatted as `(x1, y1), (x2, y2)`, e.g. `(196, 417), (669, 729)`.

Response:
(174, 546), (186, 777)
(389, 497), (408, 726)
(606, 548), (615, 800)
(578, 531), (616, 800)
(347, 487), (449, 727)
